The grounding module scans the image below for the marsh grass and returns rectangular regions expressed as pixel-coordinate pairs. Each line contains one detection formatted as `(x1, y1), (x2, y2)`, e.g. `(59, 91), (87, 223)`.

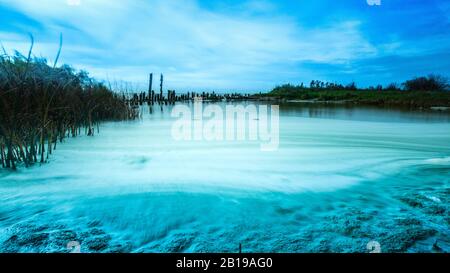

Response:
(0, 43), (137, 170)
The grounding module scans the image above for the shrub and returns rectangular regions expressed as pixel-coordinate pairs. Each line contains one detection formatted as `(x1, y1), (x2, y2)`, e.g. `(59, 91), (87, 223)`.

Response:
(403, 74), (448, 91)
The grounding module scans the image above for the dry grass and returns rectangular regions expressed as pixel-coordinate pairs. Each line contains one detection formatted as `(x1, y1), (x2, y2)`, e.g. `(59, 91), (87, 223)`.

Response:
(0, 41), (137, 169)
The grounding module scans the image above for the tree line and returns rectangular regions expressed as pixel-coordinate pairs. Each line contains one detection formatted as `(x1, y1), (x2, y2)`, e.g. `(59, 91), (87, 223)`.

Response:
(273, 74), (449, 93)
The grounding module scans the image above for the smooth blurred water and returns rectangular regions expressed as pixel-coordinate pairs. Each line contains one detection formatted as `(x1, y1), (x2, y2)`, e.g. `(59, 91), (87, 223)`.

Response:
(0, 103), (449, 253)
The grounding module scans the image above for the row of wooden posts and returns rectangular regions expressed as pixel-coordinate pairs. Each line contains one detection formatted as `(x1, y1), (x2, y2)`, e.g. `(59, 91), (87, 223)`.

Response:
(127, 73), (253, 106)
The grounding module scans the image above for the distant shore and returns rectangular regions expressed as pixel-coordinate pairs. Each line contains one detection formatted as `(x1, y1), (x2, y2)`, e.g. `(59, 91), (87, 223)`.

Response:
(253, 90), (450, 110)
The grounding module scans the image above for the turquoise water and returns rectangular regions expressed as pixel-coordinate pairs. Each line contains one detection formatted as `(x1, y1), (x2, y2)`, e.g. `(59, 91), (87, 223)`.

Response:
(0, 103), (449, 253)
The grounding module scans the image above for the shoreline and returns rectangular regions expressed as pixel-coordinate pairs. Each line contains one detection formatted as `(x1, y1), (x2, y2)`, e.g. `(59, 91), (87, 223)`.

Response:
(248, 97), (450, 113)
(248, 97), (450, 112)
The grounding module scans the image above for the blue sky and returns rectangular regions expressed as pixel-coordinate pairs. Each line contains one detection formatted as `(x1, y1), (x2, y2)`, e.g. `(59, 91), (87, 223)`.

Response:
(0, 0), (449, 92)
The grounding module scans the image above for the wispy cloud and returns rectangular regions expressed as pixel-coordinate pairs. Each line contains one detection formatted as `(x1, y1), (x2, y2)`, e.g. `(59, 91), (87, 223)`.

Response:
(0, 0), (449, 91)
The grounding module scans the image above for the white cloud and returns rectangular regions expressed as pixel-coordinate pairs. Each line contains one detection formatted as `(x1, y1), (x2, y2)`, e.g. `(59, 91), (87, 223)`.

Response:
(0, 0), (379, 91)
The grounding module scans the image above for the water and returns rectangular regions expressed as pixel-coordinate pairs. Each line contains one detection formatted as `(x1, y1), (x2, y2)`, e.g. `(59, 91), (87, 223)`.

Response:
(0, 103), (449, 253)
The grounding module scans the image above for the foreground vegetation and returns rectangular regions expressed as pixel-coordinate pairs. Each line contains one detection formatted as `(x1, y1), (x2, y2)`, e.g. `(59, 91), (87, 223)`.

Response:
(266, 75), (450, 108)
(0, 48), (137, 170)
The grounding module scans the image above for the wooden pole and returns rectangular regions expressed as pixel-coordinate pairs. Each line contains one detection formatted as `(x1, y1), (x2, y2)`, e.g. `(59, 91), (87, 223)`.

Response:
(148, 73), (153, 103)
(160, 74), (164, 101)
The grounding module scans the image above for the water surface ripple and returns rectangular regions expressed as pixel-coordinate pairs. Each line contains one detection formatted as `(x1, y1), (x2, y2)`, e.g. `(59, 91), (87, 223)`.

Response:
(0, 104), (449, 253)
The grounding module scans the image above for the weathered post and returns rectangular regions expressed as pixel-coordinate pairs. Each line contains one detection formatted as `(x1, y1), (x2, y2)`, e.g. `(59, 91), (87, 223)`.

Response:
(148, 73), (153, 104)
(160, 74), (164, 101)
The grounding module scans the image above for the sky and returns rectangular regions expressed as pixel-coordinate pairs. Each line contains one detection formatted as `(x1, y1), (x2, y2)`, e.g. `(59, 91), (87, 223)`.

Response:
(0, 0), (449, 92)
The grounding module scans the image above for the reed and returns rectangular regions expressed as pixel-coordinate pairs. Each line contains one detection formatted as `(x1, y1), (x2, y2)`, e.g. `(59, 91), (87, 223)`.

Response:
(0, 44), (138, 170)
